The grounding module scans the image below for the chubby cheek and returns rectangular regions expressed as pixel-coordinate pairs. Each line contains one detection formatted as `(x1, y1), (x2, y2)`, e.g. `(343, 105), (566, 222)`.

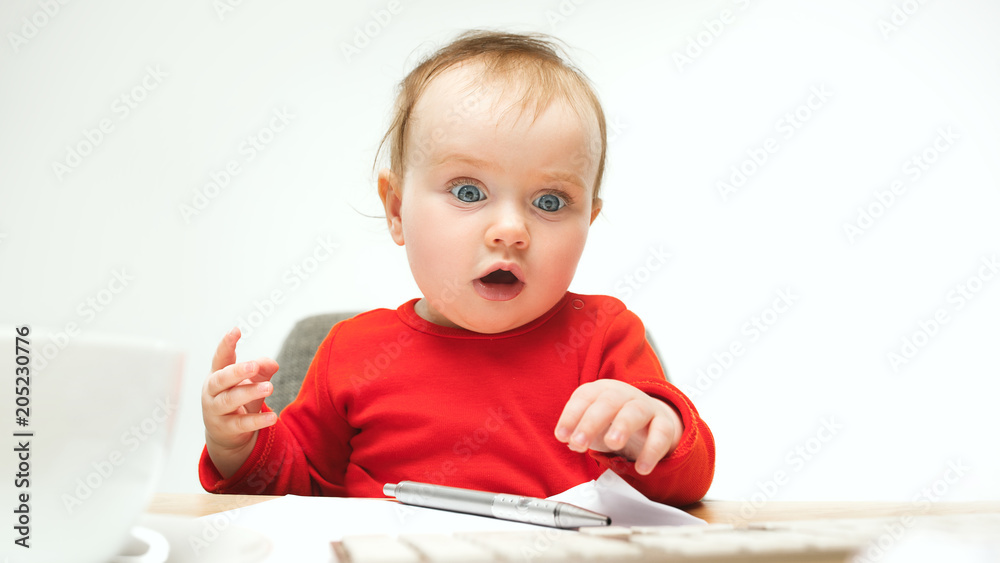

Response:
(538, 223), (590, 285)
(400, 202), (467, 295)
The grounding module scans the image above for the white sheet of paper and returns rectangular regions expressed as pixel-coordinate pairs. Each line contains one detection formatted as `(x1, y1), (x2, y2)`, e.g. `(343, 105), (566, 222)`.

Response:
(194, 470), (705, 561)
(547, 469), (706, 527)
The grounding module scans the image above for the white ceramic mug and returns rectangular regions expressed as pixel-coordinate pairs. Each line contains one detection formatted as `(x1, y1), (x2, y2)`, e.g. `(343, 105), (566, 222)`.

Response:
(3, 327), (183, 563)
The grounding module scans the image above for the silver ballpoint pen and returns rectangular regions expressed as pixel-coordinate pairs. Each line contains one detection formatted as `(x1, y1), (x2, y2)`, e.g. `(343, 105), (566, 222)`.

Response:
(383, 481), (611, 529)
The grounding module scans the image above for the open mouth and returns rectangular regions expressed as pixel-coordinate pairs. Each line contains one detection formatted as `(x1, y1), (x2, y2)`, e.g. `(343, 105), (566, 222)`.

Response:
(473, 268), (525, 301)
(480, 269), (518, 284)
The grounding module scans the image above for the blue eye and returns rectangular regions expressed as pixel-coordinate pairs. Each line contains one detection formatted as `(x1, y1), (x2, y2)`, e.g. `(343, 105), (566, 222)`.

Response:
(450, 184), (485, 203)
(533, 194), (565, 212)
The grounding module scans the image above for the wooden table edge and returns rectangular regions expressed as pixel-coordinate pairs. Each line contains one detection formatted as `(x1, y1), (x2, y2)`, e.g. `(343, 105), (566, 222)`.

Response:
(149, 493), (1000, 523)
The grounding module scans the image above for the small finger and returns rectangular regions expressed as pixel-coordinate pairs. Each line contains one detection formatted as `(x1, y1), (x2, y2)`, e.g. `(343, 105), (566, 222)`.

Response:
(251, 356), (281, 381)
(633, 416), (674, 475)
(223, 411), (277, 435)
(213, 381), (273, 415)
(206, 360), (258, 397)
(567, 397), (621, 452)
(604, 400), (652, 451)
(554, 384), (602, 442)
(211, 327), (241, 373)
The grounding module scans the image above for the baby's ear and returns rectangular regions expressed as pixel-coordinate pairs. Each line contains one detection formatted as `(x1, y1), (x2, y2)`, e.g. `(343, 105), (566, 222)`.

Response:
(589, 197), (603, 225)
(378, 168), (405, 246)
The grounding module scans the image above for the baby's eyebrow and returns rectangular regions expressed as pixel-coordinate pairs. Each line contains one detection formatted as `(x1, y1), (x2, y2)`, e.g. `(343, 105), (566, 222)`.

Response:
(541, 170), (587, 191)
(433, 152), (588, 191)
(432, 153), (500, 172)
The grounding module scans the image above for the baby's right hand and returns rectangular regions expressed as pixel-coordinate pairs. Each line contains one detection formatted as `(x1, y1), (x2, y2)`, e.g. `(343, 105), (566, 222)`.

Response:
(201, 327), (280, 478)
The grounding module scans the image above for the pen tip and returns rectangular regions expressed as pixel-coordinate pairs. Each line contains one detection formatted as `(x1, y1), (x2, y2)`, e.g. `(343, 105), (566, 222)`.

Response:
(383, 483), (397, 497)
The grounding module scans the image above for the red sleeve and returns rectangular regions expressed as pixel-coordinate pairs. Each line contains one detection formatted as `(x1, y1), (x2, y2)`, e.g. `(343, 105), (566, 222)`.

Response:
(589, 308), (716, 506)
(199, 324), (355, 495)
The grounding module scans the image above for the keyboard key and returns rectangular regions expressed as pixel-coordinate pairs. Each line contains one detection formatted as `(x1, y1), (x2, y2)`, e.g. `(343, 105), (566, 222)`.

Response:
(400, 534), (495, 562)
(339, 535), (421, 563)
(333, 512), (1000, 562)
(457, 530), (576, 562)
(562, 533), (644, 560)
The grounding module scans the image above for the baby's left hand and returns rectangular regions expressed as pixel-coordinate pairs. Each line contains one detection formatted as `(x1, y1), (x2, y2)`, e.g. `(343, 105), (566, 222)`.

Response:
(555, 380), (683, 475)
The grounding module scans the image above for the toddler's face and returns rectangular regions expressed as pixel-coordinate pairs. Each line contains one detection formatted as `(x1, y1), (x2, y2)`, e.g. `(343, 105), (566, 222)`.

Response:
(380, 62), (602, 334)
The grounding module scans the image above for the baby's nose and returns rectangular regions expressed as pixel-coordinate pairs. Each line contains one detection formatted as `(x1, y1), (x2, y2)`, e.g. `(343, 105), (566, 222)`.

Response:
(485, 208), (529, 249)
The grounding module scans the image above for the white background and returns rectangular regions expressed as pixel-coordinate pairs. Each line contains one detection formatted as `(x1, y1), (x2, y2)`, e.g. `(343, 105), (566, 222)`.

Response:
(1, 0), (998, 505)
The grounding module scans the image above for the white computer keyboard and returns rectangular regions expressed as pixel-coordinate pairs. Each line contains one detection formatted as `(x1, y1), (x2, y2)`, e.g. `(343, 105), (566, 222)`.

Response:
(332, 512), (1000, 563)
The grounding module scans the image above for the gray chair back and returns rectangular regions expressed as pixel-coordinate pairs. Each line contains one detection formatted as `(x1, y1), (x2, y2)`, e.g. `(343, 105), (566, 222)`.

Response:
(270, 312), (359, 414)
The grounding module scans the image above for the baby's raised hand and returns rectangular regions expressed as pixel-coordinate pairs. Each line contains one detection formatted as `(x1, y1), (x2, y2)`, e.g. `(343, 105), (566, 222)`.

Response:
(555, 380), (683, 475)
(201, 327), (280, 478)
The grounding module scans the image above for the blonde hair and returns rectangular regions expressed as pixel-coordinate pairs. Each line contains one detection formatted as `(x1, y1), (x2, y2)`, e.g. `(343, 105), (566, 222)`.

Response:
(373, 29), (608, 200)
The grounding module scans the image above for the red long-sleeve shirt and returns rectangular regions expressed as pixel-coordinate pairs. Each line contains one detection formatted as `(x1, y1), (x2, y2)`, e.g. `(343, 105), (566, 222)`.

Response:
(200, 293), (715, 506)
